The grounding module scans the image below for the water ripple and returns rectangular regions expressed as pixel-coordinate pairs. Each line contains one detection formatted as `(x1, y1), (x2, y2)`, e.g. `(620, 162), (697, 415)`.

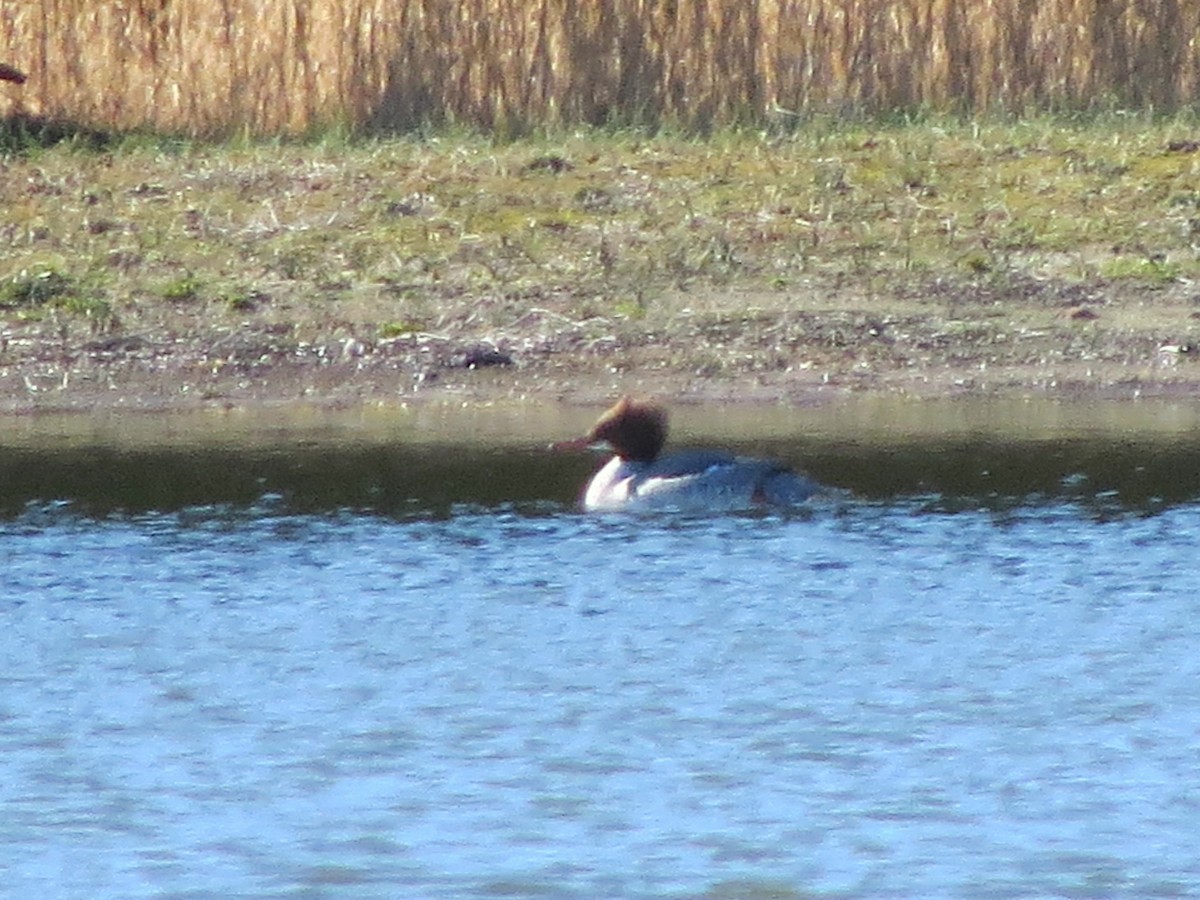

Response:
(3, 501), (1200, 897)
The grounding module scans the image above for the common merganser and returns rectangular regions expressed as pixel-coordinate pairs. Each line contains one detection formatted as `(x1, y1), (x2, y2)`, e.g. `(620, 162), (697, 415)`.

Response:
(552, 396), (819, 512)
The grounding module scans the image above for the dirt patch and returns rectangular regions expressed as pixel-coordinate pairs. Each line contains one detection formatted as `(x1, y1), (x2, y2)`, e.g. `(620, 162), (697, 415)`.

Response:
(4, 271), (1199, 415)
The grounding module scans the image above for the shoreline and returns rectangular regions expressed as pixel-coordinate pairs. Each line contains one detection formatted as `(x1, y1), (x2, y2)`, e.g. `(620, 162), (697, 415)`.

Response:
(4, 347), (1200, 418)
(4, 302), (1200, 417)
(5, 276), (1200, 416)
(4, 124), (1200, 416)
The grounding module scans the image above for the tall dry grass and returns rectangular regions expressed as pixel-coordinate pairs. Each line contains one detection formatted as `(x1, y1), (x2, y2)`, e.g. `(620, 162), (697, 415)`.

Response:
(2, 0), (1198, 136)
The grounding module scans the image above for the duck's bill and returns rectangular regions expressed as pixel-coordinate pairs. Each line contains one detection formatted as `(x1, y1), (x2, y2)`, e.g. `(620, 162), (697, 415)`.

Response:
(549, 437), (606, 453)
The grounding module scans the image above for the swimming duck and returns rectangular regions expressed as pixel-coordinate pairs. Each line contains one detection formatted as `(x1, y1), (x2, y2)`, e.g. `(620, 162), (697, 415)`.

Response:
(553, 396), (818, 511)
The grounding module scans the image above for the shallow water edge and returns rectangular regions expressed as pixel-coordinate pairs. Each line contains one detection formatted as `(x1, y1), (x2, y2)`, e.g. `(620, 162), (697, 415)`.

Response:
(3, 396), (1198, 516)
(5, 395), (1200, 899)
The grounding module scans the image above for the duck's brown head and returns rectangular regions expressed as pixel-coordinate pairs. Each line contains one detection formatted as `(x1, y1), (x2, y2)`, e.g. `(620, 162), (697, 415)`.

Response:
(552, 396), (668, 462)
(587, 396), (668, 462)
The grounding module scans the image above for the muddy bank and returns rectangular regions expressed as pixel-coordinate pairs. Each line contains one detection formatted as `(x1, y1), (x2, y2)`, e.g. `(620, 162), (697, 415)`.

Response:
(3, 273), (1200, 415)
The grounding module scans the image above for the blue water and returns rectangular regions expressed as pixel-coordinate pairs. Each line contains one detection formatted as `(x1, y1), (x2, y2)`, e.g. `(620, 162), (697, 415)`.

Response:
(4, 493), (1200, 898)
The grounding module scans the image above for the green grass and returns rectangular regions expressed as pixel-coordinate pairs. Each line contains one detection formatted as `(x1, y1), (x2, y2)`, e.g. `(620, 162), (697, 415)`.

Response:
(159, 273), (204, 303)
(1098, 256), (1183, 285)
(2, 114), (1199, 348)
(0, 268), (78, 309)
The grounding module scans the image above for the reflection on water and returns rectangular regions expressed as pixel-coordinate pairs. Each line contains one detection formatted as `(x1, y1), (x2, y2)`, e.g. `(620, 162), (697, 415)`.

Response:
(4, 433), (1200, 518)
(2, 398), (1199, 516)
(3, 398), (1200, 897)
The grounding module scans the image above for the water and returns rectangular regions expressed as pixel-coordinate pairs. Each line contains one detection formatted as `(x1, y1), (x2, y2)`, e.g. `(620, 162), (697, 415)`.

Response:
(3, 401), (1200, 898)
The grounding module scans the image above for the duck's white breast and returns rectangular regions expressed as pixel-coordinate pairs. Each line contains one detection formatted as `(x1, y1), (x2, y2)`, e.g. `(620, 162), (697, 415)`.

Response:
(581, 454), (774, 512)
(581, 456), (639, 511)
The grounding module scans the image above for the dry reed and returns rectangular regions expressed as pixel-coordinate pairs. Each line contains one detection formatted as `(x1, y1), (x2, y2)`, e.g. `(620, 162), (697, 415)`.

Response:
(2, 0), (1198, 136)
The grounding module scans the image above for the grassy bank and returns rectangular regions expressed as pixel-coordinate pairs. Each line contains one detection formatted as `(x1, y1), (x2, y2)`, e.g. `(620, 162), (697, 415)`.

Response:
(2, 116), (1200, 410)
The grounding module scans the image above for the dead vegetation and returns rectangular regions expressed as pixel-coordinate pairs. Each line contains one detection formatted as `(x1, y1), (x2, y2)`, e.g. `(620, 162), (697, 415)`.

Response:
(2, 1), (1199, 136)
